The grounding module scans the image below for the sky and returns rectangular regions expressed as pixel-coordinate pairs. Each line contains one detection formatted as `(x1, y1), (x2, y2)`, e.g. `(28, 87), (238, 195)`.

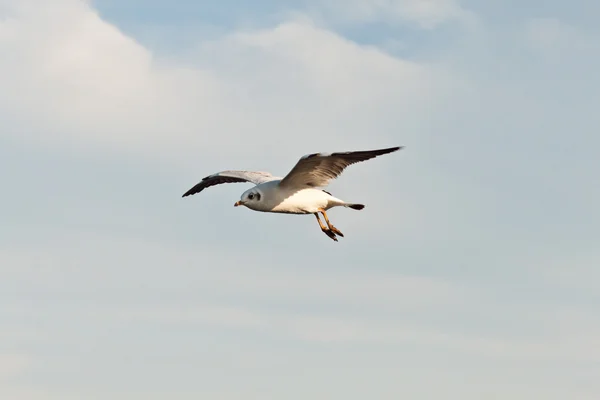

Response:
(0, 0), (599, 398)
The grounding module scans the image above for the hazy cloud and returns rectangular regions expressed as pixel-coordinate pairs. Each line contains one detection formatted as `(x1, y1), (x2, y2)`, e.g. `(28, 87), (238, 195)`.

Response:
(1, 0), (599, 399)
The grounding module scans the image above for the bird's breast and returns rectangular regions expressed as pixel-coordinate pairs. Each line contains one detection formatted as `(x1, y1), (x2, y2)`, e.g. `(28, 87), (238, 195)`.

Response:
(269, 188), (330, 214)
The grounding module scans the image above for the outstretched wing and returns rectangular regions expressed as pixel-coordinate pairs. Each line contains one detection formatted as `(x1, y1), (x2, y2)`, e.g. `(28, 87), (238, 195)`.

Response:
(182, 170), (278, 197)
(278, 146), (402, 189)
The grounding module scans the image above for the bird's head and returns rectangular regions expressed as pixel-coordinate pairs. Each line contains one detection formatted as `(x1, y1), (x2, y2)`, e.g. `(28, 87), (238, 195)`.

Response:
(234, 188), (263, 210)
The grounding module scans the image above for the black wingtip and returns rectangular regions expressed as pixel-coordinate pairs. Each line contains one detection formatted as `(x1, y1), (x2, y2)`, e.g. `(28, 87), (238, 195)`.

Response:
(372, 146), (403, 154)
(181, 188), (198, 198)
(370, 146), (403, 156)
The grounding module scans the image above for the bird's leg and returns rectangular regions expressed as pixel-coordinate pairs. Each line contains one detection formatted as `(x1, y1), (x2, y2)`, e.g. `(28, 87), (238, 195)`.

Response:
(319, 209), (344, 237)
(314, 213), (338, 242)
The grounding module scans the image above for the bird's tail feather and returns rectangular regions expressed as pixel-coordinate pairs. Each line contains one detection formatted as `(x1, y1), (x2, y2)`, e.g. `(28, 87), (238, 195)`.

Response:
(345, 203), (365, 210)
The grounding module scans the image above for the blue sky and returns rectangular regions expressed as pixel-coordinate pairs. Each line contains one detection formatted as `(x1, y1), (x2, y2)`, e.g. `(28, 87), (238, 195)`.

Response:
(1, 0), (599, 398)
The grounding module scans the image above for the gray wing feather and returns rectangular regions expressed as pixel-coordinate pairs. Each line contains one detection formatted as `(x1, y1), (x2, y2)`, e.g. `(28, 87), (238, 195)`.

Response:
(182, 170), (278, 197)
(278, 146), (403, 189)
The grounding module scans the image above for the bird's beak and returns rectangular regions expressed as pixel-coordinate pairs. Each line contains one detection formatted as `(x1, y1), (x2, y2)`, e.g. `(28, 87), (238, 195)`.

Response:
(234, 200), (244, 207)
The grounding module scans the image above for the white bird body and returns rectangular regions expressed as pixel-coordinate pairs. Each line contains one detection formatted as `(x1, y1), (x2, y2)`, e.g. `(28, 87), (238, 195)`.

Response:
(271, 188), (345, 214)
(182, 146), (402, 241)
(244, 181), (347, 214)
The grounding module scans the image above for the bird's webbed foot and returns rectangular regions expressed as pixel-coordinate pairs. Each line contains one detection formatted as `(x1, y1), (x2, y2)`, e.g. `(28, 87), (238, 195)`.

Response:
(314, 213), (339, 242)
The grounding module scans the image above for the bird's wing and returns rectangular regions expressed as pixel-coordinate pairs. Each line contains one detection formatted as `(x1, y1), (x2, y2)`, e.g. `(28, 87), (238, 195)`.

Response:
(182, 170), (279, 197)
(278, 146), (403, 189)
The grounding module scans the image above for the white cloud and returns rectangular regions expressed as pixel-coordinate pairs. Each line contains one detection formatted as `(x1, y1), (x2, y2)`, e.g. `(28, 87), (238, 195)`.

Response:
(0, 230), (462, 310)
(0, 1), (463, 248)
(7, 232), (584, 364)
(116, 301), (600, 363)
(0, 354), (30, 380)
(0, 1), (448, 170)
(2, 1), (600, 398)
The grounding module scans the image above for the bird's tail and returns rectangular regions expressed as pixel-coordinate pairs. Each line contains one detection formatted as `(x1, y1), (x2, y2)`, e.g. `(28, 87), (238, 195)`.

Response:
(345, 203), (365, 210)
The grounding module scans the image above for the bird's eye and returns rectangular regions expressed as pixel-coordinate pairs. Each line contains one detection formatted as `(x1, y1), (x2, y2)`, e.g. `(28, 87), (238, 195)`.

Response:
(248, 193), (254, 200)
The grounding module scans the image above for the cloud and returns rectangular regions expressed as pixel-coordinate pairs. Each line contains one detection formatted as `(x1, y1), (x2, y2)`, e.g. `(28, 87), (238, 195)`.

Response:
(0, 0), (464, 250)
(0, 1), (448, 171)
(537, 248), (600, 292)
(117, 301), (600, 363)
(525, 17), (598, 55)
(2, 0), (597, 271)
(0, 230), (462, 310)
(6, 231), (587, 365)
(0, 354), (30, 381)
(2, 1), (600, 398)
(305, 0), (476, 29)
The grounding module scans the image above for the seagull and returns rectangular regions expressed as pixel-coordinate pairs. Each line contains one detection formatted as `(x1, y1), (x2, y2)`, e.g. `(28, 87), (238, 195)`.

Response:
(182, 146), (403, 241)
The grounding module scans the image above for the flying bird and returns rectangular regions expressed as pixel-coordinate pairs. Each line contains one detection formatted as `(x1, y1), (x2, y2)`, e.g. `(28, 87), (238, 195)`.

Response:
(182, 146), (403, 241)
